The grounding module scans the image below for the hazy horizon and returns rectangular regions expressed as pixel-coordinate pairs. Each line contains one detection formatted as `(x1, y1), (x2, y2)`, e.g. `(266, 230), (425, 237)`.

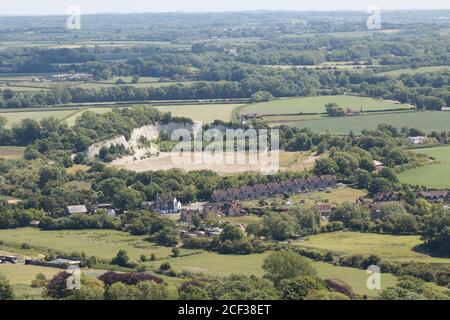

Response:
(0, 0), (449, 16)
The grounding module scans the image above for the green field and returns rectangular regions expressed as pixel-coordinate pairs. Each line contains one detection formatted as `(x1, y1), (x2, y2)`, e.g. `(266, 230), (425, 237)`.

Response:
(0, 102), (243, 128)
(279, 111), (450, 135)
(313, 261), (397, 297)
(379, 66), (450, 77)
(64, 107), (114, 126)
(0, 228), (179, 260)
(299, 232), (450, 264)
(241, 96), (411, 115)
(0, 264), (108, 299)
(155, 104), (243, 123)
(0, 228), (397, 298)
(0, 109), (79, 127)
(154, 251), (396, 298)
(399, 146), (450, 188)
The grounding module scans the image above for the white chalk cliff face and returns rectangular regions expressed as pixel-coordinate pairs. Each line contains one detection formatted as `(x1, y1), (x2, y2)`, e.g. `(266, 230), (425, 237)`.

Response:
(85, 125), (160, 159)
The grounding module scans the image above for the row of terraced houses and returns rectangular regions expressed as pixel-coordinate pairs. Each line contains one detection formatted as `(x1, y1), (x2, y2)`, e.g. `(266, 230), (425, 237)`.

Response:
(211, 175), (337, 202)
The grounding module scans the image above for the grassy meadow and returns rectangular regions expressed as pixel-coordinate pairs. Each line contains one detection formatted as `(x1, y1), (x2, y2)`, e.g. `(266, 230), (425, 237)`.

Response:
(0, 228), (400, 298)
(0, 228), (180, 260)
(299, 232), (450, 264)
(241, 96), (411, 115)
(154, 104), (244, 123)
(154, 251), (396, 298)
(399, 146), (450, 188)
(277, 111), (450, 135)
(0, 109), (80, 128)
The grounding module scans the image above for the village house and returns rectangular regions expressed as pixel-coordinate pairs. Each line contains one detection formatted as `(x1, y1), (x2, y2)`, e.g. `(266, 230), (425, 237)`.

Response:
(374, 192), (402, 202)
(267, 182), (283, 196)
(407, 136), (427, 145)
(180, 209), (203, 224)
(211, 189), (229, 202)
(321, 175), (337, 189)
(227, 188), (241, 201)
(240, 186), (255, 200)
(369, 201), (403, 218)
(416, 190), (450, 203)
(315, 204), (332, 217)
(281, 180), (297, 194)
(210, 175), (339, 202)
(254, 184), (271, 197)
(293, 178), (309, 193)
(154, 195), (182, 214)
(307, 176), (322, 191)
(373, 160), (384, 173)
(94, 203), (118, 216)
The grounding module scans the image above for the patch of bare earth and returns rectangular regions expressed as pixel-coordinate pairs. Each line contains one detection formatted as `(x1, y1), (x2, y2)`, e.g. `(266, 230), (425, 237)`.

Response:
(112, 151), (281, 175)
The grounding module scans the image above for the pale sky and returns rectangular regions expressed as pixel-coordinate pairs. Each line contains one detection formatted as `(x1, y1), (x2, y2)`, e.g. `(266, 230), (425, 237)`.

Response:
(0, 0), (449, 16)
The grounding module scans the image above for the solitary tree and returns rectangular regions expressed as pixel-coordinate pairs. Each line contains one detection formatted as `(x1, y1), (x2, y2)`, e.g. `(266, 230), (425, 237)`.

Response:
(0, 274), (14, 300)
(262, 250), (317, 288)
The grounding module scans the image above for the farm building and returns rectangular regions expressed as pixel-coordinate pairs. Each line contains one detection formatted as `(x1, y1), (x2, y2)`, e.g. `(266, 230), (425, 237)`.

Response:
(407, 136), (427, 145)
(373, 160), (384, 173)
(65, 205), (88, 215)
(315, 204), (332, 217)
(29, 220), (41, 228)
(94, 203), (118, 216)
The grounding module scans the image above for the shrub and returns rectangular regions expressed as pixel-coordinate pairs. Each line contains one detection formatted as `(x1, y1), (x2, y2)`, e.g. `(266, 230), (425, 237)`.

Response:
(325, 278), (358, 300)
(99, 271), (164, 286)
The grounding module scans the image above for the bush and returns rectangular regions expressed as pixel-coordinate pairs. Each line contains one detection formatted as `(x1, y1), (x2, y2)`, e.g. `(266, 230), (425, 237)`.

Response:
(99, 271), (164, 286)
(159, 262), (171, 271)
(325, 278), (358, 300)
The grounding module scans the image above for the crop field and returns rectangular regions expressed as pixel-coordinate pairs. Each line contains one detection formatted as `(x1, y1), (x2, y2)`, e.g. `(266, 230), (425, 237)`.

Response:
(379, 66), (450, 77)
(241, 96), (411, 116)
(399, 146), (450, 189)
(154, 104), (244, 123)
(299, 232), (450, 264)
(277, 111), (450, 135)
(0, 228), (191, 261)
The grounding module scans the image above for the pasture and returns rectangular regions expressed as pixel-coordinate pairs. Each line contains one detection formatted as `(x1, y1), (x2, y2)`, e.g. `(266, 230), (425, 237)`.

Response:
(154, 104), (244, 123)
(0, 228), (400, 298)
(299, 232), (450, 264)
(155, 251), (396, 298)
(277, 111), (450, 135)
(0, 228), (181, 260)
(0, 102), (243, 128)
(399, 146), (450, 189)
(241, 96), (411, 115)
(0, 108), (79, 128)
